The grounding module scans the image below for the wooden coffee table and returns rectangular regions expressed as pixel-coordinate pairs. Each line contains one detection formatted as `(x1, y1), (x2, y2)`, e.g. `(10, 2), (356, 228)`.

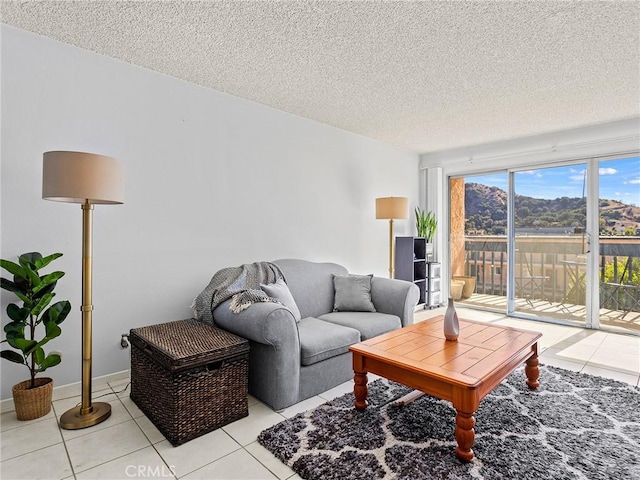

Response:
(349, 316), (542, 462)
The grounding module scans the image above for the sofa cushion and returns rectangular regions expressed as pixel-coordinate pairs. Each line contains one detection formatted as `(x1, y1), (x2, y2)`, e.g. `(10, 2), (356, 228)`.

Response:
(298, 317), (361, 366)
(318, 312), (401, 341)
(273, 259), (348, 319)
(332, 274), (376, 312)
(260, 278), (301, 322)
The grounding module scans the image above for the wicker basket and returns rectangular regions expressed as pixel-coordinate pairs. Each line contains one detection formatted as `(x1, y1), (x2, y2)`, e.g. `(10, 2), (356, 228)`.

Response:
(130, 319), (249, 446)
(12, 377), (53, 421)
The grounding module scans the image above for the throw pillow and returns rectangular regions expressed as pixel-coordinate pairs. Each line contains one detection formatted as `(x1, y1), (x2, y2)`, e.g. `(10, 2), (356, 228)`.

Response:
(261, 278), (302, 322)
(333, 274), (376, 312)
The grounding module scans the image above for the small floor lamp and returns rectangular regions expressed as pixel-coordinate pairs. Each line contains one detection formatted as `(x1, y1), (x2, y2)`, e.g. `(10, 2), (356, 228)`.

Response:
(376, 196), (409, 278)
(43, 151), (124, 429)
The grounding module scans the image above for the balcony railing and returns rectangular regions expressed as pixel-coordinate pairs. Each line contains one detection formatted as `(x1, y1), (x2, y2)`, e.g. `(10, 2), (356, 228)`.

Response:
(461, 235), (640, 317)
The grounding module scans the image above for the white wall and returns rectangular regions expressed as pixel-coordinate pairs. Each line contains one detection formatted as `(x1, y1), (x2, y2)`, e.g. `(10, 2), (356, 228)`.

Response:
(0, 25), (419, 400)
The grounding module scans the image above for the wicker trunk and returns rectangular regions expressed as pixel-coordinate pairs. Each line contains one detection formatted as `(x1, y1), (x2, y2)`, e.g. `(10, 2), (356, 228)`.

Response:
(130, 318), (249, 446)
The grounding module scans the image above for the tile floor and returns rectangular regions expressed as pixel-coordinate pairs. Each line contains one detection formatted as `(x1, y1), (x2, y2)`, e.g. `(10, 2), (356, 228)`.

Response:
(2, 308), (639, 480)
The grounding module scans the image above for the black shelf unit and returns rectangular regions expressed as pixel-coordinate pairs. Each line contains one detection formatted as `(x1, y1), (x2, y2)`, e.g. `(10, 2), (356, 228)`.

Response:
(395, 237), (437, 307)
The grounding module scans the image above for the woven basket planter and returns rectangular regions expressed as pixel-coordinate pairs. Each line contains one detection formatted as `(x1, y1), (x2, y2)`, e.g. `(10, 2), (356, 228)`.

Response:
(12, 377), (53, 421)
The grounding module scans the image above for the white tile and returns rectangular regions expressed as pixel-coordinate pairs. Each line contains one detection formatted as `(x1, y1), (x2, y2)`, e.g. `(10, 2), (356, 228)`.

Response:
(539, 354), (584, 372)
(573, 331), (609, 347)
(65, 419), (150, 473)
(582, 364), (640, 386)
(600, 334), (640, 347)
(0, 408), (55, 432)
(0, 442), (72, 480)
(245, 441), (296, 480)
(52, 389), (118, 414)
(587, 352), (640, 374)
(52, 383), (116, 402)
(279, 396), (325, 419)
(594, 342), (640, 357)
(318, 380), (354, 402)
(556, 343), (598, 363)
(76, 446), (174, 480)
(117, 394), (145, 419)
(154, 429), (240, 478)
(107, 377), (131, 390)
(134, 415), (166, 444)
(0, 417), (62, 460)
(222, 402), (285, 447)
(182, 448), (277, 480)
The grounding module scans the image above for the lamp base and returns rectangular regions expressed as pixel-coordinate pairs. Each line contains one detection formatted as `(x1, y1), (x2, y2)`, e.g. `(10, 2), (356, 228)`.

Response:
(59, 402), (111, 430)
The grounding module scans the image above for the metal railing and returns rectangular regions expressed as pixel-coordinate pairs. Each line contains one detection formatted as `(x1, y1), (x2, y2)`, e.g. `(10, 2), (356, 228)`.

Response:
(461, 235), (640, 314)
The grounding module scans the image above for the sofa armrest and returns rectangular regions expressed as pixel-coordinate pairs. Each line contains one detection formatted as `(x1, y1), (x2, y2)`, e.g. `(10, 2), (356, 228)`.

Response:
(370, 277), (420, 327)
(213, 299), (301, 410)
(213, 299), (299, 347)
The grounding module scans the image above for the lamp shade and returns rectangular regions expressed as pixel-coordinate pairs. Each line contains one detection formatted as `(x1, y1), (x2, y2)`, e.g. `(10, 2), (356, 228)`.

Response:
(376, 196), (409, 219)
(43, 151), (124, 204)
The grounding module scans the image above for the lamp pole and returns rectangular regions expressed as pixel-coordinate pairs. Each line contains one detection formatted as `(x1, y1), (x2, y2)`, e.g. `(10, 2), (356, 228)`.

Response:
(60, 201), (111, 428)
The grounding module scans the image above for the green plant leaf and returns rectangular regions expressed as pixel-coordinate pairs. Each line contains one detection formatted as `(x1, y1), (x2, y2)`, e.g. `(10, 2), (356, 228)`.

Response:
(0, 277), (25, 295)
(38, 353), (61, 371)
(34, 346), (45, 366)
(34, 253), (63, 270)
(0, 350), (25, 365)
(0, 259), (26, 279)
(6, 303), (29, 322)
(13, 291), (33, 308)
(31, 292), (54, 317)
(23, 265), (42, 289)
(33, 281), (56, 300)
(18, 252), (43, 269)
(42, 301), (71, 325)
(8, 337), (37, 353)
(32, 271), (64, 294)
(4, 321), (26, 338)
(44, 320), (62, 340)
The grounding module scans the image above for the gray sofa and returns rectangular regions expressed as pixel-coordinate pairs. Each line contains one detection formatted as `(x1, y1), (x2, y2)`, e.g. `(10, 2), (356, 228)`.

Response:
(212, 259), (420, 410)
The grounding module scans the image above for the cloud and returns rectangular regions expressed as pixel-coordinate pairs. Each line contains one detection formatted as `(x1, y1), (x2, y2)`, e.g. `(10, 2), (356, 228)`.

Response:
(599, 167), (617, 175)
(569, 175), (585, 182)
(628, 178), (640, 184)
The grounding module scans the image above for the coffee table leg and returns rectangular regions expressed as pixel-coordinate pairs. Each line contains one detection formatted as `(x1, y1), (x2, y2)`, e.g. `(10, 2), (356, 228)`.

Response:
(525, 345), (540, 390)
(354, 371), (368, 410)
(455, 410), (475, 462)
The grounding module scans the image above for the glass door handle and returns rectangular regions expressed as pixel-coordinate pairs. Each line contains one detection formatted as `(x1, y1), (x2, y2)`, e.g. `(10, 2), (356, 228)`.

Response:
(583, 232), (591, 254)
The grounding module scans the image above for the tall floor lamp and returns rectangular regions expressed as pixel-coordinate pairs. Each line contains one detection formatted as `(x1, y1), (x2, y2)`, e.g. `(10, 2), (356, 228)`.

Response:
(376, 196), (408, 278)
(43, 151), (124, 429)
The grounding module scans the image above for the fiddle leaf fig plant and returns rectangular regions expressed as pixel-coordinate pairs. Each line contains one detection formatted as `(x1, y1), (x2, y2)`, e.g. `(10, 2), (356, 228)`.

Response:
(1, 252), (70, 388)
(415, 207), (437, 242)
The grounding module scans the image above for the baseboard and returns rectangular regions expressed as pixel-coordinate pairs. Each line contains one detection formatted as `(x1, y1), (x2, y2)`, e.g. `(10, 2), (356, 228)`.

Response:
(1, 370), (131, 414)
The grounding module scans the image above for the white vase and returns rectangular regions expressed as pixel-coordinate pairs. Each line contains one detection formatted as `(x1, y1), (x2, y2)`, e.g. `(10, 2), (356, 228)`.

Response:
(444, 297), (459, 341)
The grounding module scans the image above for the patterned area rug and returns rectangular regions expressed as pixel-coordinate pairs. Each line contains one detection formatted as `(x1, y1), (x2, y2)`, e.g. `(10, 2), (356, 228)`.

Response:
(258, 365), (640, 480)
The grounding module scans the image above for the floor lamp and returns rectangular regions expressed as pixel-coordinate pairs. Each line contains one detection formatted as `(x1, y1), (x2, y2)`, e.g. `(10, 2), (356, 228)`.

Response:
(43, 151), (124, 429)
(376, 197), (409, 278)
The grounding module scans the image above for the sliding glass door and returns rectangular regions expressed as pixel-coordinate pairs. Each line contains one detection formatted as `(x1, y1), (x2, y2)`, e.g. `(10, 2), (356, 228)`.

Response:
(597, 157), (640, 333)
(512, 164), (588, 325)
(449, 155), (640, 334)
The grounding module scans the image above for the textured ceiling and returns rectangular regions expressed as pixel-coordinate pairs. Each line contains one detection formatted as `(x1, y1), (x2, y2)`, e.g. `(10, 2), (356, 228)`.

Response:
(2, 1), (639, 153)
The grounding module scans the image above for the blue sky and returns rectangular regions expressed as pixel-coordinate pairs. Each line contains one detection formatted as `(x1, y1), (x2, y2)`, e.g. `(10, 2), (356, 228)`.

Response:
(465, 157), (640, 206)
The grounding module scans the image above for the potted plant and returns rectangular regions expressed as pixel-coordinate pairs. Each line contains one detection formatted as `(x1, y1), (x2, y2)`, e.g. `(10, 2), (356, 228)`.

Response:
(1, 252), (70, 420)
(415, 207), (437, 242)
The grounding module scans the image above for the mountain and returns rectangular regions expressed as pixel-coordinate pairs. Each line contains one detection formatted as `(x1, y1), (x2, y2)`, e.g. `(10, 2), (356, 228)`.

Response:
(463, 183), (640, 235)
